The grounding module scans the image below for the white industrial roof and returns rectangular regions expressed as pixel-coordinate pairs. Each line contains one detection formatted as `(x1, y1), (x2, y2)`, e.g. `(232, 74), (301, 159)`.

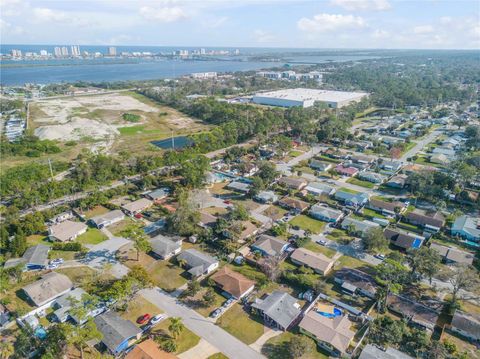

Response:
(254, 88), (368, 103)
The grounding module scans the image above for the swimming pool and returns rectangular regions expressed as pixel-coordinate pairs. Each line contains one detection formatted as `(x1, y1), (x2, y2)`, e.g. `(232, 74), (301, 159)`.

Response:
(317, 307), (342, 318)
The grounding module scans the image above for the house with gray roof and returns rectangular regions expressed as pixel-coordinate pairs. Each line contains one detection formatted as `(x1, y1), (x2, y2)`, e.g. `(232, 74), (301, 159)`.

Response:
(226, 181), (251, 193)
(94, 311), (142, 355)
(341, 216), (379, 237)
(22, 272), (73, 307)
(379, 160), (403, 173)
(450, 311), (480, 342)
(304, 182), (336, 197)
(384, 228), (425, 250)
(20, 244), (50, 270)
(254, 190), (279, 203)
(309, 159), (332, 172)
(252, 291), (301, 330)
(359, 344), (413, 359)
(51, 287), (87, 323)
(251, 235), (289, 257)
(429, 243), (474, 266)
(121, 198), (153, 216)
(48, 220), (88, 242)
(451, 215), (480, 242)
(150, 235), (182, 260)
(358, 171), (386, 184)
(177, 249), (219, 278)
(145, 187), (170, 202)
(278, 177), (308, 190)
(89, 210), (125, 229)
(387, 294), (439, 331)
(309, 204), (343, 223)
(334, 190), (369, 209)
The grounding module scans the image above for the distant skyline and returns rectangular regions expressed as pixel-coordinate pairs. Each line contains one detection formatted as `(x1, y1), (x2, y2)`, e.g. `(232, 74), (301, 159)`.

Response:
(1, 0), (479, 50)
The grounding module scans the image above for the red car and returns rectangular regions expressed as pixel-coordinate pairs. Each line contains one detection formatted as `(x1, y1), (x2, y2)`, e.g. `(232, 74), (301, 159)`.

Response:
(224, 200), (232, 205)
(134, 213), (143, 219)
(137, 313), (151, 324)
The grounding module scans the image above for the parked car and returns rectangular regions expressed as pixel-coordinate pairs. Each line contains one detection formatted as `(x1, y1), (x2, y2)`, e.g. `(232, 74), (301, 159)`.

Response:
(137, 313), (151, 324)
(224, 200), (232, 205)
(50, 258), (64, 265)
(46, 263), (59, 270)
(150, 314), (166, 325)
(374, 254), (386, 260)
(292, 225), (300, 230)
(134, 213), (143, 219)
(316, 240), (327, 246)
(224, 298), (234, 307)
(210, 309), (222, 318)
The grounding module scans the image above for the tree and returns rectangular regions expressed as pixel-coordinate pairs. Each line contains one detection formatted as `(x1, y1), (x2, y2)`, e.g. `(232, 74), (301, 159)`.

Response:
(166, 190), (200, 236)
(260, 255), (282, 282)
(184, 280), (201, 298)
(270, 222), (287, 237)
(257, 161), (279, 184)
(368, 316), (407, 347)
(407, 246), (441, 283)
(123, 223), (152, 261)
(440, 265), (480, 307)
(249, 176), (265, 197)
(389, 147), (402, 160)
(67, 319), (102, 359)
(203, 288), (216, 306)
(230, 204), (249, 221)
(158, 338), (177, 353)
(287, 335), (313, 358)
(168, 317), (185, 339)
(0, 340), (14, 359)
(375, 259), (409, 313)
(363, 227), (388, 253)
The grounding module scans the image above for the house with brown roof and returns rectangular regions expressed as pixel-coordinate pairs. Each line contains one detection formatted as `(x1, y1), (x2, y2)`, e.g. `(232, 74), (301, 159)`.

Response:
(386, 174), (408, 189)
(125, 339), (177, 359)
(367, 199), (406, 216)
(384, 228), (425, 250)
(429, 243), (475, 266)
(290, 247), (336, 275)
(251, 235), (290, 257)
(121, 198), (153, 216)
(198, 212), (218, 228)
(450, 311), (480, 342)
(278, 177), (308, 190)
(278, 196), (310, 213)
(334, 268), (378, 299)
(299, 307), (355, 357)
(210, 266), (256, 299)
(239, 221), (259, 242)
(48, 220), (88, 242)
(405, 211), (445, 232)
(387, 294), (439, 331)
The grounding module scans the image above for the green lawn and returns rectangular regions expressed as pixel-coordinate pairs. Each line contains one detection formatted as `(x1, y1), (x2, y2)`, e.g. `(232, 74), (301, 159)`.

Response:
(315, 155), (341, 163)
(217, 304), (265, 344)
(120, 296), (162, 328)
(303, 240), (337, 258)
(414, 155), (445, 169)
(118, 125), (163, 136)
(207, 354), (229, 359)
(338, 187), (360, 194)
(83, 205), (110, 219)
(289, 215), (325, 234)
(346, 178), (375, 189)
(335, 255), (376, 276)
(56, 266), (97, 286)
(262, 331), (329, 359)
(48, 250), (78, 261)
(289, 150), (304, 157)
(193, 288), (226, 317)
(230, 263), (268, 283)
(148, 260), (188, 292)
(154, 318), (201, 354)
(26, 234), (51, 246)
(362, 208), (387, 220)
(76, 228), (108, 245)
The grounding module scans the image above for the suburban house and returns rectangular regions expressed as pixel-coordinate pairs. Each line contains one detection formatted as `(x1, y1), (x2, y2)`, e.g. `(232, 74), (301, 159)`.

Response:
(309, 204), (343, 223)
(198, 212), (218, 228)
(384, 228), (425, 250)
(309, 159), (333, 172)
(432, 146), (456, 157)
(430, 153), (450, 165)
(4, 244), (50, 271)
(405, 211), (445, 233)
(304, 182), (336, 197)
(367, 199), (406, 216)
(94, 311), (142, 355)
(210, 266), (256, 299)
(177, 249), (219, 278)
(334, 268), (378, 299)
(451, 215), (480, 242)
(334, 190), (369, 208)
(387, 294), (439, 331)
(359, 344), (413, 359)
(51, 287), (88, 323)
(89, 210), (125, 229)
(254, 190), (279, 203)
(379, 160), (403, 172)
(290, 247), (336, 275)
(450, 311), (480, 342)
(251, 235), (290, 257)
(125, 339), (177, 359)
(351, 154), (375, 164)
(429, 243), (475, 266)
(278, 177), (308, 190)
(49, 211), (74, 224)
(251, 291), (301, 331)
(386, 174), (408, 189)
(226, 181), (251, 193)
(358, 171), (386, 184)
(48, 220), (88, 242)
(145, 188), (170, 203)
(341, 217), (379, 237)
(299, 306), (355, 357)
(121, 198), (153, 216)
(238, 221), (259, 242)
(150, 235), (182, 260)
(278, 196), (310, 213)
(22, 272), (73, 307)
(335, 165), (359, 177)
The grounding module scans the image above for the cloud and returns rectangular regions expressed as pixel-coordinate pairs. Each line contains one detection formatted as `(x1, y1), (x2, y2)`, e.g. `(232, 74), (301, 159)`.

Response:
(33, 7), (68, 22)
(413, 25), (434, 34)
(330, 0), (391, 11)
(0, 18), (25, 35)
(253, 29), (275, 43)
(139, 5), (187, 22)
(202, 16), (228, 29)
(298, 13), (366, 33)
(371, 29), (389, 39)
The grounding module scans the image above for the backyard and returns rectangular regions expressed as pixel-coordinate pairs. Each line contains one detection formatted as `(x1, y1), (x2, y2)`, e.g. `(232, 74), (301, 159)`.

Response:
(76, 228), (108, 245)
(289, 215), (325, 234)
(346, 178), (376, 189)
(216, 303), (265, 345)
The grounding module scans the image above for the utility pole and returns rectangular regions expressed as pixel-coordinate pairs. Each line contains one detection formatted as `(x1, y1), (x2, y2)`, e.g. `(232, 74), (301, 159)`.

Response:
(48, 158), (54, 179)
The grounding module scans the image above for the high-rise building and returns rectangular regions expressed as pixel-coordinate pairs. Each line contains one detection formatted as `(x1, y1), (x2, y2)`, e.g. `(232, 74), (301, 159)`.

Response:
(70, 45), (80, 56)
(40, 50), (48, 56)
(108, 46), (117, 56)
(10, 49), (22, 58)
(54, 47), (62, 57)
(200, 48), (206, 55)
(234, 49), (240, 55)
(61, 46), (69, 56)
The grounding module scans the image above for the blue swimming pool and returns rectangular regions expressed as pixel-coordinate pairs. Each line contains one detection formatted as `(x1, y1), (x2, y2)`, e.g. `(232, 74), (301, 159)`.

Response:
(35, 327), (47, 340)
(318, 307), (342, 318)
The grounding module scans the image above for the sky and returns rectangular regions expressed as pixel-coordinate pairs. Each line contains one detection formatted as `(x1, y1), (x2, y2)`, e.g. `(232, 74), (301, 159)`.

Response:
(1, 0), (479, 49)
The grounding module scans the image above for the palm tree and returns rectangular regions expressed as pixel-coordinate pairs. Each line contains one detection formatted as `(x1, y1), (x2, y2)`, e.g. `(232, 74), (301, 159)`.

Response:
(177, 258), (187, 269)
(168, 317), (185, 339)
(0, 340), (14, 359)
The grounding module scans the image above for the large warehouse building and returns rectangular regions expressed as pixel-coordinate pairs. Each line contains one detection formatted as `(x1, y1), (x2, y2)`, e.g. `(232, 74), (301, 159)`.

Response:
(252, 88), (368, 109)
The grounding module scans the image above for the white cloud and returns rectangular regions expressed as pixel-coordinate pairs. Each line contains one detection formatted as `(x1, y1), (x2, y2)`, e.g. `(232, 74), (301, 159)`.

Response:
(330, 0), (391, 11)
(253, 29), (275, 43)
(413, 25), (434, 34)
(0, 18), (25, 35)
(33, 7), (68, 22)
(439, 16), (452, 25)
(202, 16), (228, 29)
(139, 5), (187, 22)
(371, 29), (389, 39)
(298, 13), (366, 33)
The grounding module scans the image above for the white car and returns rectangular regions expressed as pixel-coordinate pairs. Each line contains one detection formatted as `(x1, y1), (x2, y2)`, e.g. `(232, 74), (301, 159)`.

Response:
(150, 314), (166, 325)
(50, 258), (64, 265)
(46, 263), (59, 270)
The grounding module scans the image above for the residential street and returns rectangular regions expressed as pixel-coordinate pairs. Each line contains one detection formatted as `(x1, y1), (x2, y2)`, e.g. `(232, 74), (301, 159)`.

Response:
(141, 288), (266, 359)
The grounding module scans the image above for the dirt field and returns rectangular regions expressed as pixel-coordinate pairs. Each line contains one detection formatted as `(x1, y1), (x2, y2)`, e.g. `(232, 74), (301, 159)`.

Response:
(28, 91), (209, 157)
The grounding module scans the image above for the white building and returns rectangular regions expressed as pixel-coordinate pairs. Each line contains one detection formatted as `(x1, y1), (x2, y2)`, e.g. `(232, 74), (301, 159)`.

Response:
(252, 88), (368, 108)
(108, 46), (117, 56)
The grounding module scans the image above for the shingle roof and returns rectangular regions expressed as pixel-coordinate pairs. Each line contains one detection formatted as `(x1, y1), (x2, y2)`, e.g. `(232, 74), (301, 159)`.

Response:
(406, 211), (445, 228)
(368, 199), (404, 213)
(146, 188), (170, 200)
(278, 197), (310, 211)
(341, 217), (379, 234)
(278, 177), (307, 189)
(387, 294), (439, 330)
(210, 267), (255, 298)
(226, 181), (251, 192)
(177, 249), (218, 276)
(49, 220), (87, 242)
(22, 272), (73, 306)
(252, 235), (287, 256)
(22, 244), (50, 266)
(290, 248), (336, 274)
(299, 310), (355, 354)
(451, 311), (480, 339)
(452, 215), (480, 239)
(430, 243), (474, 265)
(384, 228), (424, 249)
(252, 291), (301, 329)
(334, 268), (377, 295)
(94, 311), (141, 353)
(310, 204), (342, 220)
(126, 339), (177, 359)
(150, 235), (181, 258)
(90, 210), (124, 227)
(304, 182), (336, 195)
(121, 198), (153, 213)
(359, 345), (413, 359)
(335, 191), (369, 205)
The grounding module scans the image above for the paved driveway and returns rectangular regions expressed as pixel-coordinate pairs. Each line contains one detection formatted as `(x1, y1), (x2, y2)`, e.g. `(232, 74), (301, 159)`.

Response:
(326, 238), (382, 266)
(141, 288), (265, 359)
